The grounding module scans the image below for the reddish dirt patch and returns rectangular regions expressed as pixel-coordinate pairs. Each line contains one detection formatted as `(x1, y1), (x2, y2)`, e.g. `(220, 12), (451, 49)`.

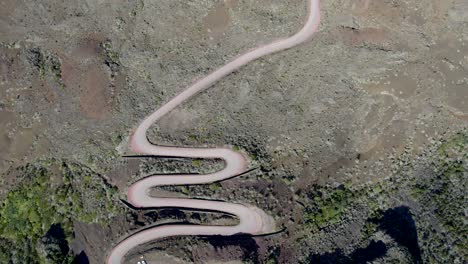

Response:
(79, 65), (113, 119)
(0, 47), (21, 87)
(59, 56), (76, 88)
(72, 38), (102, 60)
(0, 0), (17, 18)
(203, 0), (237, 39)
(58, 35), (117, 119)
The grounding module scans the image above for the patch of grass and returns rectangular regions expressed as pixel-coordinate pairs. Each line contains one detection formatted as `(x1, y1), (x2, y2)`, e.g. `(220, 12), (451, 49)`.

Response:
(419, 133), (467, 257)
(180, 186), (189, 195)
(0, 160), (121, 263)
(186, 134), (210, 143)
(192, 159), (202, 167)
(299, 130), (467, 263)
(208, 183), (221, 192)
(1, 174), (59, 240)
(361, 221), (378, 241)
(304, 185), (354, 229)
(409, 131), (467, 262)
(27, 47), (65, 88)
(101, 41), (121, 76)
(249, 153), (258, 161)
(436, 132), (468, 158)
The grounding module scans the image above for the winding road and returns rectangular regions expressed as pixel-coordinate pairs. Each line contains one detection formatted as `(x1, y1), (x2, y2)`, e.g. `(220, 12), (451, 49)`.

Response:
(107, 0), (321, 263)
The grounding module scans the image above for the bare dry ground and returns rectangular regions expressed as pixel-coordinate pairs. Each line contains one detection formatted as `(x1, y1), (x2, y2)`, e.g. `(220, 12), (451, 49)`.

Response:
(0, 0), (467, 263)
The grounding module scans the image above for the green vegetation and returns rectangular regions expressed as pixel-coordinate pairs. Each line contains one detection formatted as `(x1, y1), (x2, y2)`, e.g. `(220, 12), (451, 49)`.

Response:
(0, 237), (42, 264)
(301, 130), (467, 263)
(180, 186), (190, 195)
(47, 55), (63, 84)
(186, 134), (210, 143)
(304, 185), (355, 229)
(192, 159), (202, 167)
(412, 132), (467, 262)
(101, 41), (120, 64)
(249, 153), (259, 161)
(0, 160), (121, 263)
(101, 41), (121, 76)
(436, 132), (467, 158)
(27, 47), (64, 88)
(208, 182), (221, 192)
(1, 170), (65, 240)
(302, 179), (389, 230)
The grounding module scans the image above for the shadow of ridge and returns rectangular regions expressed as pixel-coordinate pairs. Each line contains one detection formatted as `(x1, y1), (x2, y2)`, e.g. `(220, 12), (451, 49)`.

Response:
(351, 240), (387, 264)
(112, 221), (201, 245)
(125, 167), (258, 181)
(199, 228), (285, 238)
(307, 240), (387, 264)
(72, 251), (89, 264)
(44, 223), (68, 247)
(120, 200), (282, 236)
(122, 155), (197, 159)
(120, 199), (240, 216)
(42, 224), (70, 262)
(113, 223), (282, 249)
(373, 206), (422, 263)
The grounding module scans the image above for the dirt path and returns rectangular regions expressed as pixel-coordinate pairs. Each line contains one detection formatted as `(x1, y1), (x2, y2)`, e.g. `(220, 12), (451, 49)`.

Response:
(107, 1), (321, 263)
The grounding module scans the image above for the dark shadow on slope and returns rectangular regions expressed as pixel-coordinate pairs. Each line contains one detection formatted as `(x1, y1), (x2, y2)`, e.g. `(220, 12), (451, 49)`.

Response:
(306, 206), (422, 263)
(350, 240), (387, 263)
(307, 249), (351, 264)
(43, 224), (69, 254)
(72, 251), (89, 264)
(373, 206), (422, 263)
(307, 240), (387, 264)
(41, 224), (70, 263)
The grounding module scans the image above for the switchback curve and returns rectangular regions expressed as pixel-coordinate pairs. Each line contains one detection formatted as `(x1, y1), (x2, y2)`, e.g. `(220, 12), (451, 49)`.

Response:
(107, 1), (321, 263)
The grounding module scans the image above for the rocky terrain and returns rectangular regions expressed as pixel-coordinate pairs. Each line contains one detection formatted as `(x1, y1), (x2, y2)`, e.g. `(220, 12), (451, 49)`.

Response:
(0, 0), (467, 263)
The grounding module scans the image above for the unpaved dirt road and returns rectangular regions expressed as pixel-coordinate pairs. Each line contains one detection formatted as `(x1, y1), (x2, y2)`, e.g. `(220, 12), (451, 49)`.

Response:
(107, 0), (321, 263)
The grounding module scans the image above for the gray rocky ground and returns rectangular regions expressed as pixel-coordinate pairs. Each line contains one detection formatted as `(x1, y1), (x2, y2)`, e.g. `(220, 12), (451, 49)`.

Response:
(0, 0), (467, 263)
